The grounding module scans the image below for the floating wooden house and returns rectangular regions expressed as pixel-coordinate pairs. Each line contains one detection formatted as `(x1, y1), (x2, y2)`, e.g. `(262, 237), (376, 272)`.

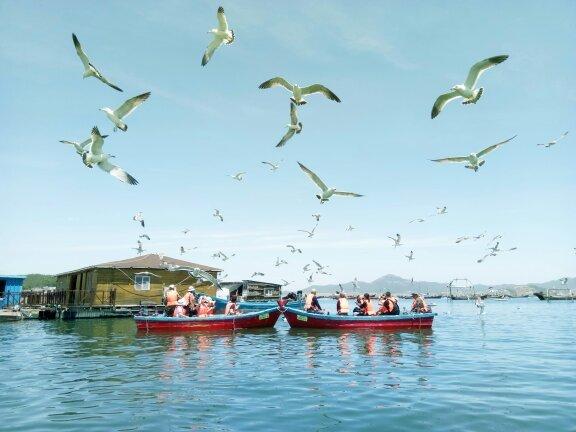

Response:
(0, 275), (25, 308)
(220, 280), (282, 301)
(48, 254), (221, 318)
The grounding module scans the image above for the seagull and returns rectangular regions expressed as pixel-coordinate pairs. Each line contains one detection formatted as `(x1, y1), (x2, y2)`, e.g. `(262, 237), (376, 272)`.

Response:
(312, 214), (322, 222)
(133, 240), (145, 256)
(560, 277), (568, 285)
(431, 55), (509, 118)
(490, 235), (503, 243)
(307, 274), (314, 283)
(218, 252), (235, 261)
(388, 234), (402, 247)
(180, 246), (187, 255)
(201, 6), (235, 66)
(538, 131), (568, 148)
(261, 161), (281, 171)
(182, 229), (190, 235)
(259, 77), (341, 105)
(455, 236), (470, 244)
(60, 131), (108, 160)
(286, 245), (302, 254)
(277, 102), (303, 148)
(312, 260), (328, 273)
(473, 232), (487, 241)
(251, 272), (265, 278)
(165, 264), (221, 289)
(488, 242), (501, 254)
(436, 206), (448, 215)
(71, 33), (122, 92)
(281, 279), (294, 287)
(352, 277), (359, 290)
(346, 225), (355, 232)
(431, 135), (517, 172)
(134, 271), (160, 278)
(229, 172), (246, 181)
(298, 162), (363, 203)
(405, 251), (415, 262)
(213, 209), (224, 222)
(82, 126), (138, 184)
(133, 212), (145, 227)
(100, 92), (151, 132)
(477, 254), (491, 263)
(409, 218), (426, 224)
(139, 234), (151, 241)
(298, 224), (317, 238)
(302, 264), (311, 273)
(275, 257), (288, 267)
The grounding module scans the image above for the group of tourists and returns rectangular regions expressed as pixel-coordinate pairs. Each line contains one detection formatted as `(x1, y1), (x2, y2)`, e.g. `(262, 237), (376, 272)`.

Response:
(304, 289), (431, 315)
(163, 285), (241, 318)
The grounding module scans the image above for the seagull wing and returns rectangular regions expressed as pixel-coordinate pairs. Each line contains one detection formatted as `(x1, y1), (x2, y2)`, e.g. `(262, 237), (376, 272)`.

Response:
(431, 91), (460, 119)
(88, 126), (105, 155)
(298, 162), (328, 192)
(72, 33), (90, 70)
(202, 37), (224, 66)
(333, 190), (363, 197)
(289, 102), (298, 124)
(98, 160), (139, 185)
(431, 156), (469, 163)
(297, 229), (311, 235)
(114, 92), (151, 119)
(300, 84), (341, 102)
(96, 73), (123, 92)
(216, 6), (228, 31)
(477, 135), (516, 157)
(258, 77), (293, 91)
(464, 55), (509, 89)
(60, 140), (85, 154)
(277, 128), (296, 148)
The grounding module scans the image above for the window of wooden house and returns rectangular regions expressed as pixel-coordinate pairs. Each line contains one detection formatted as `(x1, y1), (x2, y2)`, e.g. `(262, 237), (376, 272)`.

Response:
(264, 288), (275, 297)
(134, 275), (150, 291)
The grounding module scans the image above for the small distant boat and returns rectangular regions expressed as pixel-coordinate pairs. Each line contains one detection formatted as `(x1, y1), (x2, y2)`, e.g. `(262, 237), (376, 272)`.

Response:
(214, 297), (304, 312)
(534, 290), (574, 301)
(280, 305), (436, 330)
(134, 306), (281, 331)
(0, 308), (23, 322)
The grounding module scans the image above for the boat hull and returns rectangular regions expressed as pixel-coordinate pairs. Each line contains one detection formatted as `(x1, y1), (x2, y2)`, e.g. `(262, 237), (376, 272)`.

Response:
(214, 297), (304, 312)
(134, 307), (281, 331)
(282, 307), (436, 330)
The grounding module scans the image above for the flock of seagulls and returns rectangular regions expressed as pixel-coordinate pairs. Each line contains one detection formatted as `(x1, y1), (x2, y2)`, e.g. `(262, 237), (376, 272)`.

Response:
(60, 6), (571, 288)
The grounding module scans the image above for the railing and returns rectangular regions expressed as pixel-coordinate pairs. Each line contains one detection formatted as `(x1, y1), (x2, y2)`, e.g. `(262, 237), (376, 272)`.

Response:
(18, 289), (116, 307)
(0, 291), (22, 307)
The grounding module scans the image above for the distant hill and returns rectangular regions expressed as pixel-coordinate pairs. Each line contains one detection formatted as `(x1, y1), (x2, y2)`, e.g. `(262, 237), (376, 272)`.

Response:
(23, 274), (56, 290)
(305, 274), (574, 297)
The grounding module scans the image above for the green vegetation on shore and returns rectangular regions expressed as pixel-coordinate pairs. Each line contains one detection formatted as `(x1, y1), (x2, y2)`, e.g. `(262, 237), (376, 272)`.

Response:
(23, 274), (57, 289)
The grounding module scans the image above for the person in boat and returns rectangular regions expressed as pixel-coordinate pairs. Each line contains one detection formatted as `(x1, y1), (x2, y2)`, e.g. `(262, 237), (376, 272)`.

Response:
(336, 292), (349, 315)
(360, 293), (376, 316)
(410, 293), (431, 313)
(198, 296), (215, 317)
(352, 295), (364, 315)
(225, 294), (241, 315)
(179, 286), (198, 316)
(378, 292), (400, 315)
(304, 289), (322, 313)
(164, 285), (180, 317)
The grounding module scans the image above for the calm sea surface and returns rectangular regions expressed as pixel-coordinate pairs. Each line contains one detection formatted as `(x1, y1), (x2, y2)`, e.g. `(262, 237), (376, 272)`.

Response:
(0, 298), (574, 432)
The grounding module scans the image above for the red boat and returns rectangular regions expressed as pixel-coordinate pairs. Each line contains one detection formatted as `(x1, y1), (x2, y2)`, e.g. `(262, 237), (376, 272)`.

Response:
(134, 306), (281, 332)
(281, 305), (436, 330)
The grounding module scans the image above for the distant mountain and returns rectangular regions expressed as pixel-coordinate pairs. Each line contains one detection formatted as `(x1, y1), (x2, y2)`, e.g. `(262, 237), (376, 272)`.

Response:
(304, 274), (574, 297)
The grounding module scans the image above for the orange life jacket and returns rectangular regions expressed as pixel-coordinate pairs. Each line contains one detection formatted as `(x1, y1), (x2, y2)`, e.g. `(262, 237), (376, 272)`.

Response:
(338, 298), (349, 313)
(166, 290), (179, 306)
(364, 300), (375, 315)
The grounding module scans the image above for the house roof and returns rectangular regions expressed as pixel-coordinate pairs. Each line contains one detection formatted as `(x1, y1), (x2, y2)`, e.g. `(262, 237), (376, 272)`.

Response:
(56, 253), (222, 276)
(0, 275), (26, 280)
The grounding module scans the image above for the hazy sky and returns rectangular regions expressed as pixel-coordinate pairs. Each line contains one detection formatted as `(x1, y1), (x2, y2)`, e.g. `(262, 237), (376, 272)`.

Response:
(1, 0), (574, 287)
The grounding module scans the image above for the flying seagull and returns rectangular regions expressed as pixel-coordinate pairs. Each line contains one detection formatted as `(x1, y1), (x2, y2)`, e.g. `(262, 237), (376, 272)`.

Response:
(60, 130), (108, 160)
(275, 257), (288, 267)
(202, 6), (235, 66)
(277, 102), (303, 148)
(388, 234), (402, 247)
(259, 77), (341, 105)
(312, 214), (321, 222)
(346, 225), (355, 232)
(165, 264), (221, 289)
(213, 209), (224, 222)
(251, 272), (265, 278)
(287, 245), (302, 254)
(133, 212), (145, 228)
(405, 251), (415, 261)
(538, 131), (569, 148)
(298, 224), (317, 238)
(312, 260), (328, 272)
(298, 162), (363, 203)
(281, 279), (294, 287)
(431, 135), (517, 172)
(307, 274), (314, 283)
(100, 92), (151, 132)
(82, 126), (138, 185)
(218, 251), (235, 262)
(229, 172), (246, 181)
(139, 234), (151, 241)
(409, 218), (426, 224)
(302, 264), (311, 273)
(431, 55), (509, 118)
(560, 277), (568, 285)
(71, 33), (123, 92)
(436, 206), (448, 215)
(473, 232), (486, 241)
(182, 229), (190, 235)
(261, 161), (280, 171)
(180, 246), (187, 255)
(134, 240), (145, 255)
(455, 236), (470, 244)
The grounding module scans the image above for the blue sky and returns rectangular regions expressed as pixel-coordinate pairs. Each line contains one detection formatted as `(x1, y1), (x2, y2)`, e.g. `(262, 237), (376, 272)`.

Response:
(1, 0), (574, 286)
